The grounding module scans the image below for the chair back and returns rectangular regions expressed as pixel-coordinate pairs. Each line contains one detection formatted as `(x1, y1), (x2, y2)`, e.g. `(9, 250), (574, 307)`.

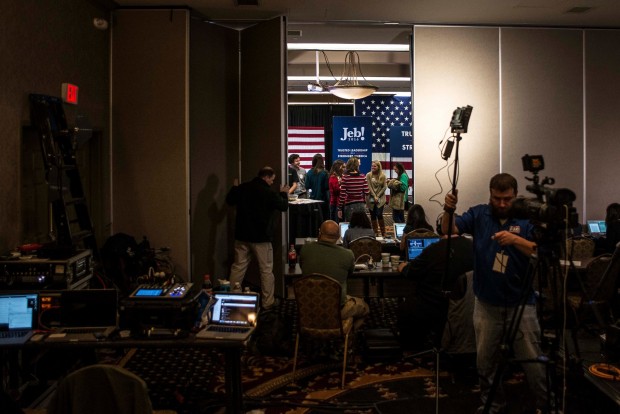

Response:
(590, 243), (620, 304)
(293, 273), (347, 338)
(48, 364), (153, 414)
(580, 254), (612, 301)
(291, 273), (354, 389)
(348, 236), (382, 262)
(404, 229), (440, 240)
(565, 237), (596, 261)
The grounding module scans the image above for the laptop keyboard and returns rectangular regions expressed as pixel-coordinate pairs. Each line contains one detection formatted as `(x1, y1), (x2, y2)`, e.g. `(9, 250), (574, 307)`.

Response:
(0, 330), (29, 338)
(206, 326), (250, 334)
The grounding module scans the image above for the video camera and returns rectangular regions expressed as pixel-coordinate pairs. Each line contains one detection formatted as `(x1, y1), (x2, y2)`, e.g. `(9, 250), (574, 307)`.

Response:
(511, 154), (579, 229)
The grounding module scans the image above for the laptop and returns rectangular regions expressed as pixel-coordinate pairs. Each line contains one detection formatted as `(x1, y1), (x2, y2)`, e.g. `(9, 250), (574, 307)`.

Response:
(406, 237), (441, 261)
(587, 220), (607, 238)
(44, 289), (118, 342)
(338, 222), (350, 244)
(394, 223), (406, 241)
(0, 292), (38, 345)
(196, 292), (259, 340)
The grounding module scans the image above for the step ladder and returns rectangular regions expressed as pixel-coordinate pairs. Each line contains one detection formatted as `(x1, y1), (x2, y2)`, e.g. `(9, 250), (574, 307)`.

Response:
(29, 94), (99, 259)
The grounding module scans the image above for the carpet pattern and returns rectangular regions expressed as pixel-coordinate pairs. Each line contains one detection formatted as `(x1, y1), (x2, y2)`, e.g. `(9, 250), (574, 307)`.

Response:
(118, 296), (586, 414)
(118, 298), (480, 413)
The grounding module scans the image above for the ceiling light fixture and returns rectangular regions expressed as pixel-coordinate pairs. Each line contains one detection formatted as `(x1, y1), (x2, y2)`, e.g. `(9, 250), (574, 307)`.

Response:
(307, 51), (327, 92)
(328, 51), (378, 100)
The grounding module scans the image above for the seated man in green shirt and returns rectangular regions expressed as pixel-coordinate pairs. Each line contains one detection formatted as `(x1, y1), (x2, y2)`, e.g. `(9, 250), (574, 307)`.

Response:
(299, 220), (369, 330)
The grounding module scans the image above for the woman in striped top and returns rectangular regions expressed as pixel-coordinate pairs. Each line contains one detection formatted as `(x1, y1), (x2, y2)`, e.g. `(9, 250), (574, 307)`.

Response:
(328, 160), (345, 223)
(338, 157), (368, 222)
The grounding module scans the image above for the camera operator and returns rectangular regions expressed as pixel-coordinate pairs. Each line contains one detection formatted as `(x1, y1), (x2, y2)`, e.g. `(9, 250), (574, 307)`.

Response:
(442, 173), (549, 414)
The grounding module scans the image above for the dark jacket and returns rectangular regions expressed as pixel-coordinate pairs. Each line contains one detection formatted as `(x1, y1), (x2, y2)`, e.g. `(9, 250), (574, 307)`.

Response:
(226, 177), (288, 243)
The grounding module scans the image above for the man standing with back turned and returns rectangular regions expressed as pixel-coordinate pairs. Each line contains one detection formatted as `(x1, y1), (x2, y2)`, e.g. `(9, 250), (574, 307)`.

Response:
(442, 173), (550, 414)
(227, 166), (289, 310)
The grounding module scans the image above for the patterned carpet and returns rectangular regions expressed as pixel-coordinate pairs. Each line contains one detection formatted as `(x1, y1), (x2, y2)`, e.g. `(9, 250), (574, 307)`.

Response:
(118, 298), (442, 414)
(117, 297), (603, 414)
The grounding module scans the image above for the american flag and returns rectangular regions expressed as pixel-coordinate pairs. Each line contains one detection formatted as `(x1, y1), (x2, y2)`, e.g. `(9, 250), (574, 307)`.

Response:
(354, 96), (413, 180)
(287, 126), (325, 170)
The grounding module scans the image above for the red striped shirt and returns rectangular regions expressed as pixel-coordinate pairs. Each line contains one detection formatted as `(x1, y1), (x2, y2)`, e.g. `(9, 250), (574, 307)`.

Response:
(339, 172), (368, 208)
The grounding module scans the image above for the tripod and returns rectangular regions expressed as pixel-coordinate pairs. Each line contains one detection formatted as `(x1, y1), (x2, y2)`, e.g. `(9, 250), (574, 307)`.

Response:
(482, 241), (563, 414)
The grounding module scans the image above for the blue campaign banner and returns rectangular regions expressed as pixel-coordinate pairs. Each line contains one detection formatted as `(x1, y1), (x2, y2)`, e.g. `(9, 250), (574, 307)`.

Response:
(390, 126), (413, 159)
(390, 126), (413, 196)
(332, 116), (373, 174)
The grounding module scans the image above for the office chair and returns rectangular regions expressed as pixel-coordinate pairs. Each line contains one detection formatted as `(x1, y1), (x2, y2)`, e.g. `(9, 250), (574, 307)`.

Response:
(47, 364), (175, 414)
(565, 236), (596, 262)
(400, 229), (440, 251)
(568, 242), (620, 359)
(292, 273), (354, 389)
(348, 236), (382, 262)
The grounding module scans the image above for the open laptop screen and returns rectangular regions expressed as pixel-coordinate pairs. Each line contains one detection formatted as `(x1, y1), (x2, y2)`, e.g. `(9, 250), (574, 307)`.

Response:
(394, 223), (406, 239)
(339, 222), (350, 240)
(587, 220), (606, 235)
(406, 237), (441, 261)
(0, 293), (37, 330)
(211, 293), (259, 327)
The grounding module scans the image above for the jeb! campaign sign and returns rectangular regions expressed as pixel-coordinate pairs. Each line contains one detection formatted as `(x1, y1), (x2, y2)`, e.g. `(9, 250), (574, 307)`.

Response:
(332, 116), (373, 174)
(390, 126), (413, 195)
(390, 126), (413, 159)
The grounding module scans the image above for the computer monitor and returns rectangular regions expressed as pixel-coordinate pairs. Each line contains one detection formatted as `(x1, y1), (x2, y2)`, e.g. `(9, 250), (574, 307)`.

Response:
(406, 237), (441, 261)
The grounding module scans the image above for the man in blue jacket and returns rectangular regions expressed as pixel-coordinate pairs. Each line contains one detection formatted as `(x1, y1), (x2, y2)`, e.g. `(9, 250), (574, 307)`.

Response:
(443, 173), (549, 414)
(226, 166), (289, 309)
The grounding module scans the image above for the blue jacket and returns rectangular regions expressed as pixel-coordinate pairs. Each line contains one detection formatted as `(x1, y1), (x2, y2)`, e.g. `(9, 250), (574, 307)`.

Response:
(456, 204), (534, 306)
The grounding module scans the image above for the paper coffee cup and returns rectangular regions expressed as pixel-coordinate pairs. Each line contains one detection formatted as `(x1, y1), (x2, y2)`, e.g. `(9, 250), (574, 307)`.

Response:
(390, 255), (400, 269)
(381, 253), (390, 267)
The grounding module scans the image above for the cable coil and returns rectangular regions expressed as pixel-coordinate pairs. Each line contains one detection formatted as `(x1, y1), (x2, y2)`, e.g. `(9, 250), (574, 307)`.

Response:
(588, 363), (620, 381)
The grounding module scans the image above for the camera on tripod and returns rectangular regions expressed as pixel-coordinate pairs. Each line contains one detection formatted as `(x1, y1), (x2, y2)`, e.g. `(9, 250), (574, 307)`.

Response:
(512, 154), (579, 229)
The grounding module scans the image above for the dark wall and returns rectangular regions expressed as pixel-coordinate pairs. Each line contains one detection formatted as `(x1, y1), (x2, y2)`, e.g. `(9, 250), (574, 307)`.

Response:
(189, 21), (240, 282)
(0, 0), (111, 252)
(112, 9), (190, 276)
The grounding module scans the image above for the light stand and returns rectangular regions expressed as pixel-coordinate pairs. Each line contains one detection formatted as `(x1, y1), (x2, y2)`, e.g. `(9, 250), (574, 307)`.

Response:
(442, 104), (473, 297)
(407, 106), (471, 414)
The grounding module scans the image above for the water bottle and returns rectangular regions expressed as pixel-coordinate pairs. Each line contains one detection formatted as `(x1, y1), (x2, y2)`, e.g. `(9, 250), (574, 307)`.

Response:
(195, 274), (213, 328)
(288, 244), (297, 268)
(202, 274), (213, 296)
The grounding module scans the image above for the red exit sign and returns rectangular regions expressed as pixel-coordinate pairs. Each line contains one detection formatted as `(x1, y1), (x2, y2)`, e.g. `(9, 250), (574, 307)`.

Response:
(61, 83), (79, 105)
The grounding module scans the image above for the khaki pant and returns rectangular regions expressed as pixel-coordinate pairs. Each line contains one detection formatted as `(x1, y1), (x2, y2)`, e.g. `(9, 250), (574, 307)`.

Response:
(229, 240), (275, 308)
(341, 295), (369, 331)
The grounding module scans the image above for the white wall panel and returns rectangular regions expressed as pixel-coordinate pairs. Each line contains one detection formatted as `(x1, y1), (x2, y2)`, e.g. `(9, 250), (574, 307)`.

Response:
(585, 30), (620, 221)
(414, 26), (500, 225)
(501, 28), (583, 218)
